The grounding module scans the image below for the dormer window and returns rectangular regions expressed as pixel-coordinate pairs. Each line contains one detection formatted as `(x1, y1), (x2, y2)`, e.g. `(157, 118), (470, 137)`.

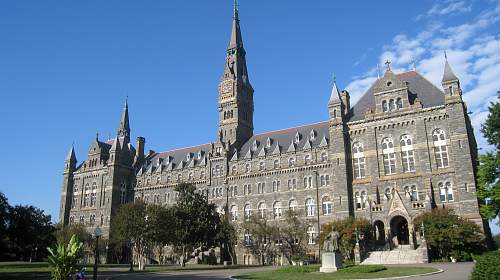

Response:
(294, 132), (301, 144)
(198, 151), (202, 159)
(309, 130), (316, 141)
(382, 100), (388, 112)
(396, 98), (403, 109)
(389, 99), (396, 110)
(165, 157), (170, 165)
(252, 140), (259, 151)
(186, 153), (191, 161)
(266, 137), (272, 148)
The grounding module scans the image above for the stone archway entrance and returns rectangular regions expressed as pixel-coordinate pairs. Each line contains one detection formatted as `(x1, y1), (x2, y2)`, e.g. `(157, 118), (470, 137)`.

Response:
(373, 220), (386, 246)
(390, 215), (409, 246)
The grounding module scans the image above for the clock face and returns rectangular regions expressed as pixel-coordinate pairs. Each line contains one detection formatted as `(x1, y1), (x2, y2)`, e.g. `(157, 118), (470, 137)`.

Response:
(221, 80), (233, 94)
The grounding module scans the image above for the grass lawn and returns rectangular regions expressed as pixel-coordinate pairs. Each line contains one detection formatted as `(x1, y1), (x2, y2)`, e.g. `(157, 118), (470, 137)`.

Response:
(235, 264), (439, 280)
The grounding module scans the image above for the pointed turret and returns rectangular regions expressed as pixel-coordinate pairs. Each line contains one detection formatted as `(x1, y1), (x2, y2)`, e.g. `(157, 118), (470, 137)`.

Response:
(66, 145), (77, 162)
(117, 100), (130, 142)
(441, 52), (462, 101)
(328, 78), (341, 106)
(442, 52), (459, 83)
(229, 0), (243, 50)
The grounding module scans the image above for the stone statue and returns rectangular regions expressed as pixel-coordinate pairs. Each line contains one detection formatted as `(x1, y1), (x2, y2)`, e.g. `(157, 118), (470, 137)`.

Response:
(323, 230), (340, 252)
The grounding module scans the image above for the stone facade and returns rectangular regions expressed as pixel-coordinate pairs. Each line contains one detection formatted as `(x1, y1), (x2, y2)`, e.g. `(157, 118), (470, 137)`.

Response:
(59, 5), (486, 265)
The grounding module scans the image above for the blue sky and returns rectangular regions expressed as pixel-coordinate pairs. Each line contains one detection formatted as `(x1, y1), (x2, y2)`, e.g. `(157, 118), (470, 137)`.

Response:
(0, 0), (499, 233)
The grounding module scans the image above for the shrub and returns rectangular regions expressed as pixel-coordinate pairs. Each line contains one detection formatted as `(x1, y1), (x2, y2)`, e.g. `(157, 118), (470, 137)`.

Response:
(470, 251), (500, 280)
(414, 208), (485, 261)
(47, 234), (83, 280)
(319, 217), (372, 260)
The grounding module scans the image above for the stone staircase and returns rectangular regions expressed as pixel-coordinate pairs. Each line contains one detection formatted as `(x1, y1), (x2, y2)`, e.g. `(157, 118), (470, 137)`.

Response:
(362, 245), (427, 264)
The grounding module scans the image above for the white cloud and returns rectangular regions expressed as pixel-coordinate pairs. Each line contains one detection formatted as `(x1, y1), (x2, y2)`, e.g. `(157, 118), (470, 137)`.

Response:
(416, 0), (472, 21)
(347, 1), (500, 151)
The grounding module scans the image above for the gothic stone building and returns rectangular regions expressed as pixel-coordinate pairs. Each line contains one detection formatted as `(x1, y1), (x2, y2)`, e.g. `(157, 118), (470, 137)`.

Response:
(60, 6), (486, 264)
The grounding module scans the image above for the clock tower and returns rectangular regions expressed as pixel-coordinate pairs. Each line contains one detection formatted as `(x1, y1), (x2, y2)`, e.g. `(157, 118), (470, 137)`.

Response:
(217, 1), (254, 150)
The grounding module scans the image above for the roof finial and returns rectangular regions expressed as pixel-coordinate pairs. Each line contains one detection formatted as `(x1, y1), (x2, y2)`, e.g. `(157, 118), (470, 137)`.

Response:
(444, 50), (448, 60)
(333, 72), (336, 83)
(96, 132), (99, 141)
(385, 59), (391, 71)
(233, 0), (239, 20)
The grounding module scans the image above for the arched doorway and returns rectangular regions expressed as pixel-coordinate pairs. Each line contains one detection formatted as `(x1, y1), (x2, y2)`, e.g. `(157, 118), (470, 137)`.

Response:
(390, 216), (409, 246)
(373, 220), (386, 246)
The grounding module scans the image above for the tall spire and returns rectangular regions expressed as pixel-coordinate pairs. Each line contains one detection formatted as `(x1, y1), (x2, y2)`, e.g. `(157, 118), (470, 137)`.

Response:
(328, 74), (341, 105)
(229, 0), (243, 49)
(66, 145), (77, 162)
(117, 99), (130, 141)
(442, 51), (459, 82)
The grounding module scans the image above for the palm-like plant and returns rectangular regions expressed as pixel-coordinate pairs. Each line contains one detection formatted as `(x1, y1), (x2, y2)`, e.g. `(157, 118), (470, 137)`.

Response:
(47, 234), (83, 280)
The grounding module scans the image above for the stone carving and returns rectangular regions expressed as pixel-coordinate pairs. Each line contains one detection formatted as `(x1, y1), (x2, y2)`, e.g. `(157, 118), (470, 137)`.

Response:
(323, 230), (340, 252)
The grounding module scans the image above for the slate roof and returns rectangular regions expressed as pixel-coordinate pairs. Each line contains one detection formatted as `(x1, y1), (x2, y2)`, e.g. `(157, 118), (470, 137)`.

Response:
(349, 71), (444, 122)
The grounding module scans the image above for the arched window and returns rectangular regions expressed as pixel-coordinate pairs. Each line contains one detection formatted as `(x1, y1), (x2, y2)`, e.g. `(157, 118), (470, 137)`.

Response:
(288, 157), (295, 167)
(273, 201), (282, 219)
(259, 161), (265, 171)
(258, 202), (267, 219)
(244, 204), (252, 221)
(389, 99), (396, 110)
(289, 199), (297, 212)
(273, 159), (280, 169)
(400, 135), (416, 172)
(245, 163), (251, 173)
(439, 181), (454, 202)
(382, 138), (396, 175)
(322, 196), (332, 215)
(352, 142), (366, 179)
(231, 165), (237, 175)
(433, 129), (449, 168)
(305, 198), (316, 216)
(304, 154), (312, 165)
(272, 180), (280, 192)
(396, 98), (403, 109)
(84, 184), (90, 207)
(385, 188), (392, 200)
(321, 152), (328, 162)
(188, 172), (193, 181)
(304, 175), (313, 189)
(404, 185), (418, 201)
(382, 100), (388, 112)
(230, 205), (238, 221)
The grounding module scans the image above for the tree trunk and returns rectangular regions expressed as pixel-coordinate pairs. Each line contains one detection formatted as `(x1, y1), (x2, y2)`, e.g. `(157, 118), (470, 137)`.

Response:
(180, 246), (186, 267)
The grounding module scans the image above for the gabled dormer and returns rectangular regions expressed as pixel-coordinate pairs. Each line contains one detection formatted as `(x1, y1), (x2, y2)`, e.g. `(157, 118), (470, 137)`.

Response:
(373, 61), (410, 114)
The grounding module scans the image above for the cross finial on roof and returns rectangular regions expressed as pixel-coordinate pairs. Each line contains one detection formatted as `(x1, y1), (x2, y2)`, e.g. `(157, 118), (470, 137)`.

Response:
(385, 59), (391, 71)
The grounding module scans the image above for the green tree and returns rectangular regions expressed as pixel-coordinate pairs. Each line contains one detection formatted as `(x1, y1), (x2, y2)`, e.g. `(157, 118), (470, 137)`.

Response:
(478, 98), (500, 225)
(215, 214), (237, 265)
(0, 192), (11, 261)
(165, 183), (220, 266)
(47, 234), (83, 280)
(319, 217), (371, 261)
(277, 210), (310, 264)
(241, 215), (280, 265)
(414, 208), (485, 261)
(7, 205), (55, 261)
(54, 223), (92, 247)
(111, 201), (162, 270)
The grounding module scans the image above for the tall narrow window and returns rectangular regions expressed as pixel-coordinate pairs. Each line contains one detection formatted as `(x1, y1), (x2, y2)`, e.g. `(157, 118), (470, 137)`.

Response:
(244, 204), (252, 220)
(258, 203), (266, 219)
(305, 198), (316, 216)
(433, 129), (449, 168)
(307, 226), (316, 245)
(396, 98), (403, 109)
(404, 185), (418, 201)
(361, 191), (367, 209)
(230, 205), (238, 221)
(304, 154), (312, 165)
(289, 199), (297, 212)
(304, 175), (313, 189)
(352, 142), (366, 179)
(382, 100), (388, 112)
(400, 135), (416, 172)
(439, 181), (454, 202)
(385, 188), (392, 200)
(259, 161), (265, 171)
(382, 138), (396, 175)
(322, 196), (332, 215)
(273, 201), (282, 219)
(389, 99), (396, 110)
(273, 159), (279, 169)
(321, 152), (328, 162)
(288, 157), (295, 167)
(355, 192), (361, 209)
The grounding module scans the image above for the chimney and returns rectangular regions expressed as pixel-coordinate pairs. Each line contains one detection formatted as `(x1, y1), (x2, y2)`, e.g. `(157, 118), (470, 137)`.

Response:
(136, 136), (145, 159)
(340, 90), (350, 115)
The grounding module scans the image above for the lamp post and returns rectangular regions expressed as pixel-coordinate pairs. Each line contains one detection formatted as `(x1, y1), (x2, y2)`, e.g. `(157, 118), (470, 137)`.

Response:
(313, 170), (321, 262)
(93, 227), (102, 280)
